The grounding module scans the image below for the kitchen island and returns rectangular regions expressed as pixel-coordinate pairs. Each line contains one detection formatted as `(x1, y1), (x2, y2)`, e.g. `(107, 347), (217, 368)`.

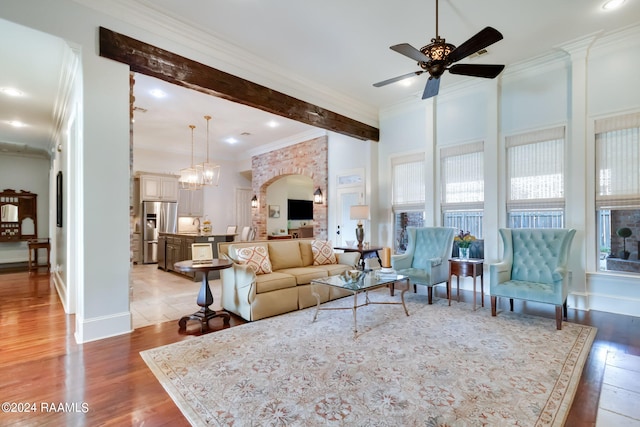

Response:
(158, 232), (236, 280)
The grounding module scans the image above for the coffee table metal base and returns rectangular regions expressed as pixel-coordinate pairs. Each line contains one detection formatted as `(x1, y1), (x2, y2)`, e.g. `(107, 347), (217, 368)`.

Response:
(311, 277), (410, 334)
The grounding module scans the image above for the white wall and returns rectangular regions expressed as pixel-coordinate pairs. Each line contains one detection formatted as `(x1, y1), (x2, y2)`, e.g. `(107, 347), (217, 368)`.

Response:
(327, 131), (374, 245)
(376, 25), (640, 317)
(3, 0), (150, 342)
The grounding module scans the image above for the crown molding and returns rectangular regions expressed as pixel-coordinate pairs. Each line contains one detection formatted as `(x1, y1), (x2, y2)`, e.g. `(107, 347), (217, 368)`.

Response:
(590, 21), (640, 53)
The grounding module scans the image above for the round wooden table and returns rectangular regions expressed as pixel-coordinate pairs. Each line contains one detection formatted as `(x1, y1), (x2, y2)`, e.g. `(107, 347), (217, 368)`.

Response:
(448, 258), (484, 311)
(173, 259), (232, 332)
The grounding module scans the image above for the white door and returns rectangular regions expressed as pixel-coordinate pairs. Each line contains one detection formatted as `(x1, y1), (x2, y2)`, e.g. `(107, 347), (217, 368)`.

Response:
(336, 186), (364, 247)
(235, 188), (252, 230)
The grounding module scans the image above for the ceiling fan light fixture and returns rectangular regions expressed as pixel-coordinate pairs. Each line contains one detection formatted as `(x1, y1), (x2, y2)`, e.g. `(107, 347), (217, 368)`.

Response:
(421, 38), (455, 62)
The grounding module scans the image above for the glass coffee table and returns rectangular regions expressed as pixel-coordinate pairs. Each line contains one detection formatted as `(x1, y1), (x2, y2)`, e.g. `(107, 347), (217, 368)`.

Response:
(310, 272), (410, 333)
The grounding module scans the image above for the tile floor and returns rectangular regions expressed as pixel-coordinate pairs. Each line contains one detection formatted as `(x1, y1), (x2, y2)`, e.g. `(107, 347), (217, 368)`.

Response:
(130, 264), (639, 424)
(596, 351), (640, 426)
(130, 263), (223, 329)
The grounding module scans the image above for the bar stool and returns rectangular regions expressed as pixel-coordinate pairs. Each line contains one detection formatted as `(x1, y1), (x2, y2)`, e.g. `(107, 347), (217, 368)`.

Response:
(27, 238), (51, 273)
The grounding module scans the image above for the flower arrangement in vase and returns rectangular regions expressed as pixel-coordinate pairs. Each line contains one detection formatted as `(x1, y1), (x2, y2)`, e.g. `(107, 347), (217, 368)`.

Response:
(455, 230), (476, 259)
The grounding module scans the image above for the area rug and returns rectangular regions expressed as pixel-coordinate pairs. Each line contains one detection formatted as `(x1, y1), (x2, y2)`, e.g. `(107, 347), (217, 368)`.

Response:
(140, 291), (596, 426)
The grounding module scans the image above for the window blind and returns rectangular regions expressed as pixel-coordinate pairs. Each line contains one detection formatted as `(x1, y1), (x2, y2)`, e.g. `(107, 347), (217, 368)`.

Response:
(392, 153), (425, 211)
(440, 141), (484, 211)
(506, 126), (565, 211)
(595, 112), (640, 209)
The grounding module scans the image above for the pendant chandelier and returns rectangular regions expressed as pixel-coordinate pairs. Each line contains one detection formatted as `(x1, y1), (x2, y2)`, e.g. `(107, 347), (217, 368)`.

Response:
(196, 115), (221, 187)
(179, 124), (201, 190)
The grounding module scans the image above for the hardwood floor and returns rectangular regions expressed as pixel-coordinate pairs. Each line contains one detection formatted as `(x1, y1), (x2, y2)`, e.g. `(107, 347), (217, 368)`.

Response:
(0, 271), (638, 426)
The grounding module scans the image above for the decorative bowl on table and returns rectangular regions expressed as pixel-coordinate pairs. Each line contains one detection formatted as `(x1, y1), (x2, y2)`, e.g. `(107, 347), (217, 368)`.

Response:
(345, 240), (355, 247)
(339, 269), (364, 287)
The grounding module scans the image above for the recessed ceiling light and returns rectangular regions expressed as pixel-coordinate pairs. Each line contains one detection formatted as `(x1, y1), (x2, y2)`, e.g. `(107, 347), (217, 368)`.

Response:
(0, 87), (24, 97)
(602, 0), (625, 10)
(225, 137), (238, 144)
(399, 79), (413, 87)
(7, 120), (27, 128)
(267, 120), (280, 128)
(149, 89), (167, 98)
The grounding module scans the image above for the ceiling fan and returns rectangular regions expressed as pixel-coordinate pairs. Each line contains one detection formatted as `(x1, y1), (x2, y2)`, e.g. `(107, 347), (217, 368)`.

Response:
(373, 0), (505, 99)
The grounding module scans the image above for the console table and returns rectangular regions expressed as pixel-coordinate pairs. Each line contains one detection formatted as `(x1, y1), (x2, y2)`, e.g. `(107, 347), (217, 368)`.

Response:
(334, 245), (383, 270)
(174, 259), (232, 332)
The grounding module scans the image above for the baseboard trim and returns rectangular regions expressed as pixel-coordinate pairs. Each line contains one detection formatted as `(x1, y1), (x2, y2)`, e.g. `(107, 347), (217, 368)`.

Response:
(74, 311), (132, 343)
(52, 271), (70, 313)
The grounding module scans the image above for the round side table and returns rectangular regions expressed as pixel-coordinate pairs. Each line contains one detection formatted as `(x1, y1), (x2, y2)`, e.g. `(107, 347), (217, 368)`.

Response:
(448, 258), (484, 311)
(174, 259), (232, 332)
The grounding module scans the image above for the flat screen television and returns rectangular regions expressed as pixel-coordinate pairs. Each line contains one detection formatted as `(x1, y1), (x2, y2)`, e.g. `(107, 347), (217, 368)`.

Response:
(287, 199), (313, 220)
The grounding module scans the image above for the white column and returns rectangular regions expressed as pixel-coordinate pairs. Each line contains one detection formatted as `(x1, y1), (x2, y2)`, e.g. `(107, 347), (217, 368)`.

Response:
(556, 33), (600, 310)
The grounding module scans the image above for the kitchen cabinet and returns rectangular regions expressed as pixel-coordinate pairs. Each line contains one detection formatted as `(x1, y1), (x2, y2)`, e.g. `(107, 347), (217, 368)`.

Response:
(157, 234), (166, 269)
(132, 232), (142, 264)
(159, 233), (236, 280)
(165, 236), (182, 273)
(178, 188), (203, 217)
(139, 174), (179, 202)
(180, 236), (196, 279)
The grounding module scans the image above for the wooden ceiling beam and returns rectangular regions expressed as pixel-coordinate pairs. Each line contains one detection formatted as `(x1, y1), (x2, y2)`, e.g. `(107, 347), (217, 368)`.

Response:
(98, 27), (379, 142)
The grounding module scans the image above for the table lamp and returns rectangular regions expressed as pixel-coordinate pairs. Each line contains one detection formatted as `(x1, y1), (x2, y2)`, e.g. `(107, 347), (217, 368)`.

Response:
(349, 205), (370, 247)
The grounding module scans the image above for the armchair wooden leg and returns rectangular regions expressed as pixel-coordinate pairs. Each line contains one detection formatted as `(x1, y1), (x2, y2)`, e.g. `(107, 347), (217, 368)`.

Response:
(563, 301), (568, 320)
(427, 286), (433, 304)
(509, 298), (514, 312)
(491, 296), (497, 316)
(555, 305), (563, 330)
(413, 284), (417, 293)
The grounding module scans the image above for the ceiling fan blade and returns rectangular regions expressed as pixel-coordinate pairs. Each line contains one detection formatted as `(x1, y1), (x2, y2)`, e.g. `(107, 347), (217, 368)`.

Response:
(373, 71), (425, 87)
(422, 77), (441, 99)
(390, 43), (430, 63)
(448, 64), (505, 78)
(447, 27), (503, 63)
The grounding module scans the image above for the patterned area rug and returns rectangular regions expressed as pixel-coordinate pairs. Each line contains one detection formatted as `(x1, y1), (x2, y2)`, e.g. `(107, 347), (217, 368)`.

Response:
(141, 291), (596, 426)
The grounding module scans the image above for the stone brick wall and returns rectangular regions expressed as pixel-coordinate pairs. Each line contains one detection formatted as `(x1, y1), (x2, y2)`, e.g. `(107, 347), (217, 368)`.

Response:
(252, 136), (328, 240)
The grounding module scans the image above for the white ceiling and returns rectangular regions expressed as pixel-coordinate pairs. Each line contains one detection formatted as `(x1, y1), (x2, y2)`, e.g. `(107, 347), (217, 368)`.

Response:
(1, 0), (639, 159)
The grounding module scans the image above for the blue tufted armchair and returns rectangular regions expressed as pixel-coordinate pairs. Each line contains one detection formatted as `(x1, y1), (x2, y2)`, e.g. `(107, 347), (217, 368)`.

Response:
(489, 228), (576, 329)
(391, 227), (456, 304)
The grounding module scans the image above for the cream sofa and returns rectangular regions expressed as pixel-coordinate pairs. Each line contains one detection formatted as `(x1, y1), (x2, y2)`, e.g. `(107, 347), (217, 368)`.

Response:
(218, 239), (360, 321)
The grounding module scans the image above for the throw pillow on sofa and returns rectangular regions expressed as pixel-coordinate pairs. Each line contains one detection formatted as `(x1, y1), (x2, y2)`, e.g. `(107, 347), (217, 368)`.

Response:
(311, 240), (337, 265)
(236, 246), (273, 274)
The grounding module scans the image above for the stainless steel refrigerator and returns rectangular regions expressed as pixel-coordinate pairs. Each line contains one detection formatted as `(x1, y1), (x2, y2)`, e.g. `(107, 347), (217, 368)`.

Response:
(142, 201), (178, 264)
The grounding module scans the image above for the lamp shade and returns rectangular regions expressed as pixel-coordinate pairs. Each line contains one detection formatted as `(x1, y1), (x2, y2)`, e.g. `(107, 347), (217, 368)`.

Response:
(349, 205), (370, 221)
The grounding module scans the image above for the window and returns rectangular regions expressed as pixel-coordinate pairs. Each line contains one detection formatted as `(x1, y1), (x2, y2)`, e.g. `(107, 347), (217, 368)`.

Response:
(440, 141), (484, 238)
(392, 153), (425, 253)
(595, 112), (640, 273)
(506, 126), (565, 229)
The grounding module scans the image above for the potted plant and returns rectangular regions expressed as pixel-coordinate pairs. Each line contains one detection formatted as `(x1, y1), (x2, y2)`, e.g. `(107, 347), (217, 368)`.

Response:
(455, 230), (476, 259)
(616, 227), (632, 259)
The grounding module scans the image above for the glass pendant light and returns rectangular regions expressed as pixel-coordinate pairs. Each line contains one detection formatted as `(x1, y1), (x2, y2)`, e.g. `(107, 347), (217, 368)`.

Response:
(179, 124), (201, 190)
(197, 115), (221, 187)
